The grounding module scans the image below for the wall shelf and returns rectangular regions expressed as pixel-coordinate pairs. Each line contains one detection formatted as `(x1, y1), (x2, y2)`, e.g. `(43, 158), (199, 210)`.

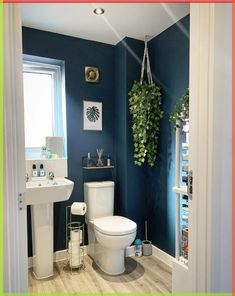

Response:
(82, 155), (114, 169)
(81, 156), (115, 194)
(82, 166), (114, 170)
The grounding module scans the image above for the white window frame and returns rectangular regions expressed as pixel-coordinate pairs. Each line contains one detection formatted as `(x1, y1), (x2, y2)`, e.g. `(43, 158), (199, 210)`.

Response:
(23, 59), (67, 159)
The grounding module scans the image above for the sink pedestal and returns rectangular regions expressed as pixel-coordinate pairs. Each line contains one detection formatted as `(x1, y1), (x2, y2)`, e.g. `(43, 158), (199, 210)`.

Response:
(31, 203), (54, 279)
(26, 177), (74, 279)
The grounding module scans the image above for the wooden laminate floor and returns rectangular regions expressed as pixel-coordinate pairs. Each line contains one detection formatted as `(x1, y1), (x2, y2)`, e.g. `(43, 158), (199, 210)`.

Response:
(29, 255), (172, 293)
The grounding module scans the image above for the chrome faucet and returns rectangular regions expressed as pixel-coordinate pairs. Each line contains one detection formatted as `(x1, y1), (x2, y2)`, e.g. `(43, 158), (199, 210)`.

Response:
(48, 171), (54, 180)
(25, 173), (29, 183)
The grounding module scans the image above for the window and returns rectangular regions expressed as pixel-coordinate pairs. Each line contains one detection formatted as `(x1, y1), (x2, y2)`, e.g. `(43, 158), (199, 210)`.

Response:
(23, 58), (67, 159)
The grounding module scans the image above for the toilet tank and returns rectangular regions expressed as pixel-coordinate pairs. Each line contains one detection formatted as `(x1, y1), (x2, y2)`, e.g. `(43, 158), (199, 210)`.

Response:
(84, 181), (114, 221)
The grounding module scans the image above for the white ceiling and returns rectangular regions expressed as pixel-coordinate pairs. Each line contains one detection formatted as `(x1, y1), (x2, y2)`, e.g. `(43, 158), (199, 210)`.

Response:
(21, 3), (189, 45)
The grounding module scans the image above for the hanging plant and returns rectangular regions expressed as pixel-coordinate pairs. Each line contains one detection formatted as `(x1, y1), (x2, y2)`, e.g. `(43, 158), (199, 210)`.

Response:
(128, 39), (163, 167)
(169, 88), (189, 129)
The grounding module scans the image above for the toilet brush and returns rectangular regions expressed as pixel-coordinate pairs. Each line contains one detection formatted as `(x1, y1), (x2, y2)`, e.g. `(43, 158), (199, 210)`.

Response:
(142, 220), (152, 256)
(145, 220), (148, 241)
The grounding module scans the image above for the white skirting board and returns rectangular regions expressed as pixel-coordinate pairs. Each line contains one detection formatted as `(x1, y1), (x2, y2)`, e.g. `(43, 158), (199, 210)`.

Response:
(152, 245), (173, 269)
(151, 247), (190, 293)
(28, 244), (173, 270)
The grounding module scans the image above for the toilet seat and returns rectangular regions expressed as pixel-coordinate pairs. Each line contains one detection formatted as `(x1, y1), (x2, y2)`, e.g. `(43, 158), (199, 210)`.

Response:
(94, 216), (136, 236)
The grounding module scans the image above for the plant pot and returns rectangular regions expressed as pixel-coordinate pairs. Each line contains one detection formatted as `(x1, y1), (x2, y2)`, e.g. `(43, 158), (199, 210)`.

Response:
(142, 240), (152, 256)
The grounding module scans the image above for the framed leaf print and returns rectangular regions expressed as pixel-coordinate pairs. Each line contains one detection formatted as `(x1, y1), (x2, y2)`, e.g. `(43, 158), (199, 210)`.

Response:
(83, 100), (102, 131)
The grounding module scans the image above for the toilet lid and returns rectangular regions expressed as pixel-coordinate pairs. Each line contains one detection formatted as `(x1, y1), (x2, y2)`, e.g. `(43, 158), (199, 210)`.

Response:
(94, 216), (137, 236)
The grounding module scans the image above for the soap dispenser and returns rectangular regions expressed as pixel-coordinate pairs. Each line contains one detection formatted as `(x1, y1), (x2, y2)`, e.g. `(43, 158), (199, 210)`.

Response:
(32, 164), (38, 177)
(39, 164), (45, 177)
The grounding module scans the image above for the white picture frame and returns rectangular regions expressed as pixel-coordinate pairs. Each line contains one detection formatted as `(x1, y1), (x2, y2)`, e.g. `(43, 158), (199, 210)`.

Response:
(83, 100), (102, 131)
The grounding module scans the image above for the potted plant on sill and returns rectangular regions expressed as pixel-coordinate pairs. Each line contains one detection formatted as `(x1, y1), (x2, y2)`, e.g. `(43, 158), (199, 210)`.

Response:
(169, 88), (189, 129)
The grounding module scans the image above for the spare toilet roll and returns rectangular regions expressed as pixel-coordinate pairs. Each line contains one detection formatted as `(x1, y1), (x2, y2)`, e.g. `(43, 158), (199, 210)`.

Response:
(71, 202), (87, 215)
(70, 229), (83, 244)
(68, 241), (81, 267)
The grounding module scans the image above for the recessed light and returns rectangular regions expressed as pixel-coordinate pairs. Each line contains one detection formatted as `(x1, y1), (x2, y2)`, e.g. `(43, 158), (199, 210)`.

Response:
(93, 8), (105, 15)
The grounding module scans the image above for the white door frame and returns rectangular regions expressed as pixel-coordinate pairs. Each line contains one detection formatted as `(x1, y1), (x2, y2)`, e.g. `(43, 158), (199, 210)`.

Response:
(3, 2), (232, 293)
(189, 3), (232, 293)
(3, 4), (28, 293)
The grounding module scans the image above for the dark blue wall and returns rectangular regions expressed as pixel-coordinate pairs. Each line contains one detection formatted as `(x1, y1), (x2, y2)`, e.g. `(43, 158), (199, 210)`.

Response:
(115, 38), (147, 240)
(147, 15), (190, 256)
(114, 40), (127, 217)
(114, 15), (189, 253)
(22, 27), (115, 256)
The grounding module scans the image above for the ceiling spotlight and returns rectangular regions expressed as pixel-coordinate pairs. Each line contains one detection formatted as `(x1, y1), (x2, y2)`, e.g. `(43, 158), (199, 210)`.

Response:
(93, 8), (105, 15)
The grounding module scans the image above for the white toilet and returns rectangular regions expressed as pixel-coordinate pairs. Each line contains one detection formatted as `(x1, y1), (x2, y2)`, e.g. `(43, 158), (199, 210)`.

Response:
(84, 181), (137, 275)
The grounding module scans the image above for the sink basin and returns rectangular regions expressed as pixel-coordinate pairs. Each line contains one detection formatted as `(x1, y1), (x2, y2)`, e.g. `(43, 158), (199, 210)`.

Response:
(26, 177), (74, 279)
(26, 177), (74, 205)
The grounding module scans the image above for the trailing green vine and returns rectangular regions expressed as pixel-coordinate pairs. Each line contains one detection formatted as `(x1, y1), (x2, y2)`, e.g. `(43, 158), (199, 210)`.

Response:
(129, 81), (163, 167)
(169, 88), (189, 129)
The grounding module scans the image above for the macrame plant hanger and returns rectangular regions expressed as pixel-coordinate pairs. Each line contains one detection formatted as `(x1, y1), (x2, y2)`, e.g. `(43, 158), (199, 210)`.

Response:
(140, 36), (153, 143)
(140, 36), (153, 85)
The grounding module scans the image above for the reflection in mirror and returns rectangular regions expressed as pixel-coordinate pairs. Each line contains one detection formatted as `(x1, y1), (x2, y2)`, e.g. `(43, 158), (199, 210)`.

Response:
(23, 55), (67, 160)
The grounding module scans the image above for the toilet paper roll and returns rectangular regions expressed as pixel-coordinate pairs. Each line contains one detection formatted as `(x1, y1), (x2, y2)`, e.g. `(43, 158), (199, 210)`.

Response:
(70, 229), (83, 244)
(68, 241), (81, 267)
(71, 202), (87, 215)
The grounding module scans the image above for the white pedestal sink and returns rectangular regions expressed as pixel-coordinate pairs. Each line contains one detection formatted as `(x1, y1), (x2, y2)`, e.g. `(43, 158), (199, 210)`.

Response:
(26, 178), (74, 279)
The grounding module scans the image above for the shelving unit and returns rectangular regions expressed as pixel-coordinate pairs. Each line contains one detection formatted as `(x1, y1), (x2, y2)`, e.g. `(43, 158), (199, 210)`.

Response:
(172, 119), (190, 292)
(173, 119), (189, 264)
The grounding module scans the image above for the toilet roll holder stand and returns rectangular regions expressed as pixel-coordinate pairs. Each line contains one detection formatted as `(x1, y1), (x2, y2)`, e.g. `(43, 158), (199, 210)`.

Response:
(65, 206), (85, 273)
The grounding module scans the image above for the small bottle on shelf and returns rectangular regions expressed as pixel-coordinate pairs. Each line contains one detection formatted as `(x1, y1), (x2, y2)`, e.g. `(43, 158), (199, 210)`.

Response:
(182, 203), (188, 215)
(182, 175), (188, 184)
(107, 155), (111, 166)
(182, 142), (189, 150)
(87, 153), (92, 167)
(182, 164), (188, 173)
(40, 146), (47, 159)
(182, 195), (188, 201)
(182, 153), (188, 161)
(46, 148), (52, 159)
